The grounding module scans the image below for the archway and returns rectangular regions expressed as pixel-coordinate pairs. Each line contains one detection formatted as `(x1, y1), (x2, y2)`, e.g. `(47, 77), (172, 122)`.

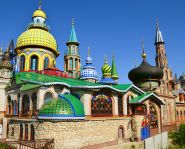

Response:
(7, 96), (11, 115)
(32, 93), (37, 116)
(118, 125), (125, 140)
(19, 124), (23, 140)
(118, 95), (123, 115)
(22, 95), (30, 116)
(91, 93), (113, 116)
(30, 125), (35, 140)
(25, 124), (28, 140)
(149, 103), (159, 136)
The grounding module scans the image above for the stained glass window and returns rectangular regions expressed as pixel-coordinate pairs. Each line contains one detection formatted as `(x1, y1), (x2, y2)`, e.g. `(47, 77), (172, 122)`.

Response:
(149, 103), (158, 128)
(20, 55), (25, 71)
(91, 93), (112, 116)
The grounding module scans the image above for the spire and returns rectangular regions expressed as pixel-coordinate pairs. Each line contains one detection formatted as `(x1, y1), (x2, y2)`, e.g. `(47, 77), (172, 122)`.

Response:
(86, 47), (92, 64)
(155, 18), (164, 45)
(141, 41), (147, 59)
(111, 54), (119, 80)
(104, 55), (108, 64)
(39, 0), (42, 9)
(69, 18), (78, 42)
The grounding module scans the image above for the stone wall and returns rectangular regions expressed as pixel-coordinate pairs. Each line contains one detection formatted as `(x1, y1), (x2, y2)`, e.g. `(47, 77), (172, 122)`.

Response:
(8, 118), (134, 149)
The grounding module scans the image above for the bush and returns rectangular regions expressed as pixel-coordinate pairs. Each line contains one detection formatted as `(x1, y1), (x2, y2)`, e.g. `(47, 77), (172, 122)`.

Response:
(169, 124), (185, 147)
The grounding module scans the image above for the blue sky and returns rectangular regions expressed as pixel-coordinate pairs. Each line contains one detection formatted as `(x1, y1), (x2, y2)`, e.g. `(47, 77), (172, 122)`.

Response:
(0, 0), (184, 83)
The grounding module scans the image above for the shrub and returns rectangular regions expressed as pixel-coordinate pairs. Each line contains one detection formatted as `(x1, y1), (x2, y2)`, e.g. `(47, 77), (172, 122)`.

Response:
(169, 124), (185, 147)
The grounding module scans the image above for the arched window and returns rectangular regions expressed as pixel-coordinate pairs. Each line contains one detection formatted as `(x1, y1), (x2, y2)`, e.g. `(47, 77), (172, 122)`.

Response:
(25, 124), (28, 140)
(74, 59), (78, 69)
(44, 92), (53, 103)
(69, 58), (73, 69)
(32, 93), (37, 116)
(22, 95), (30, 116)
(30, 125), (35, 140)
(19, 124), (23, 140)
(30, 55), (38, 70)
(149, 103), (158, 128)
(20, 55), (25, 71)
(44, 57), (49, 69)
(91, 93), (112, 116)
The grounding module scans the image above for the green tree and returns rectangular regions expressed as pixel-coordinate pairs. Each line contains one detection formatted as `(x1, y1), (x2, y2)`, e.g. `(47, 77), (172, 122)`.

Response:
(170, 124), (185, 147)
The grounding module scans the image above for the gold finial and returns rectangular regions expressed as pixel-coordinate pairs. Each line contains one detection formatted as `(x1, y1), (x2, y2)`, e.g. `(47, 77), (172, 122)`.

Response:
(142, 40), (146, 59)
(72, 18), (75, 26)
(39, 0), (42, 9)
(88, 47), (90, 57)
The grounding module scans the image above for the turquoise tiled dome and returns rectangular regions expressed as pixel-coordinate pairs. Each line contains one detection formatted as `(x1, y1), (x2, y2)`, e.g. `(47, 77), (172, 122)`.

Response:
(38, 94), (85, 120)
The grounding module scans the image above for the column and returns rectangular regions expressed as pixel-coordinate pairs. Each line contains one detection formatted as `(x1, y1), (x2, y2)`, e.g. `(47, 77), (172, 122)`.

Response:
(82, 93), (91, 116)
(123, 95), (127, 115)
(29, 95), (33, 117)
(113, 95), (118, 116)
(19, 96), (23, 117)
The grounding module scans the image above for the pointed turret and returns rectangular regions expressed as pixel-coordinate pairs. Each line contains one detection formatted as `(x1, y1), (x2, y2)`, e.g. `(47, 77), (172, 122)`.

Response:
(64, 19), (81, 78)
(69, 18), (78, 42)
(111, 55), (119, 81)
(155, 19), (164, 45)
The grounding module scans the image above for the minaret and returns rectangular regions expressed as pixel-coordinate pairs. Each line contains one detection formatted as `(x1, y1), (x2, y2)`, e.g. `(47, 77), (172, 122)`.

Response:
(64, 19), (81, 78)
(154, 19), (173, 93)
(111, 54), (119, 82)
(155, 19), (168, 68)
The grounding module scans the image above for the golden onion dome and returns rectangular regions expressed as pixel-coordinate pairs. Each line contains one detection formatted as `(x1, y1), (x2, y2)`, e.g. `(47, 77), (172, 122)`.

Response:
(32, 9), (47, 19)
(16, 28), (59, 56)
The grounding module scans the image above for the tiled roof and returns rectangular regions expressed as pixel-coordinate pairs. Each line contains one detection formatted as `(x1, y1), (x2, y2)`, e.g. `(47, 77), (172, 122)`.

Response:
(15, 72), (133, 93)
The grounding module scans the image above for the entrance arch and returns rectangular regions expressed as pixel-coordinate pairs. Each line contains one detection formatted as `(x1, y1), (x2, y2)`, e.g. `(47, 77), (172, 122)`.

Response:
(149, 103), (159, 136)
(118, 125), (125, 139)
(22, 95), (30, 116)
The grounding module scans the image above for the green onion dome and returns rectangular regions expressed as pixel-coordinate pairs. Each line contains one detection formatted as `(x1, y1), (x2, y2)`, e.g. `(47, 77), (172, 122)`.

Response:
(102, 58), (111, 77)
(38, 94), (85, 120)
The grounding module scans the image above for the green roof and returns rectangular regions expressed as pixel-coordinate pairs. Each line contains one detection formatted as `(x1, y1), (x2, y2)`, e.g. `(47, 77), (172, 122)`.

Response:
(129, 92), (164, 105)
(111, 56), (119, 79)
(20, 83), (41, 92)
(38, 94), (85, 120)
(15, 72), (133, 93)
(61, 94), (84, 116)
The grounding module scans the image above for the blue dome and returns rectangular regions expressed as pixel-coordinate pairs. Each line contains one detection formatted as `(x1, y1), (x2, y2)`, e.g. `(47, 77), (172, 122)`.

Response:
(80, 54), (98, 81)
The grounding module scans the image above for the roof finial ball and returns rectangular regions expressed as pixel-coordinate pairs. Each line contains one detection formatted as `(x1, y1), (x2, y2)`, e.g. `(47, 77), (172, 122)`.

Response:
(142, 41), (146, 59)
